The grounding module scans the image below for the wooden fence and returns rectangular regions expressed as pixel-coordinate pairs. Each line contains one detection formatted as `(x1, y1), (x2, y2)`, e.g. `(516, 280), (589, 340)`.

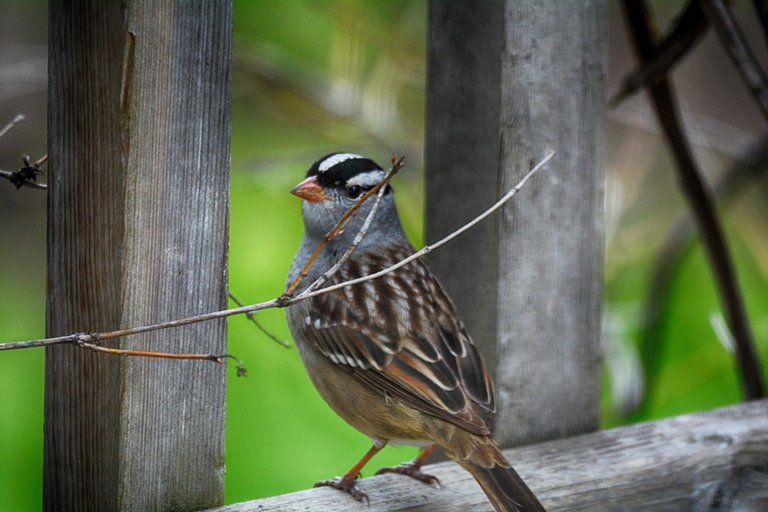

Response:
(39, 1), (768, 511)
(45, 2), (230, 510)
(208, 401), (768, 511)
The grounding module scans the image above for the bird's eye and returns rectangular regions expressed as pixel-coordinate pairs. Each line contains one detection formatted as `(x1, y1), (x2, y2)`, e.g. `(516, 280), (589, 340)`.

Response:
(346, 185), (363, 199)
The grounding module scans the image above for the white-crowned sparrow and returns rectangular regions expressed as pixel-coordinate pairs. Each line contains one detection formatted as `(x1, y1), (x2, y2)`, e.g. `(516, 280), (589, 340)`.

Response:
(286, 152), (545, 512)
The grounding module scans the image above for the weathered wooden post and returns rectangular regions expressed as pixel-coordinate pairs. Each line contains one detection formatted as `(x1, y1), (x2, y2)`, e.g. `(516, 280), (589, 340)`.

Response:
(425, 0), (606, 445)
(45, 1), (231, 510)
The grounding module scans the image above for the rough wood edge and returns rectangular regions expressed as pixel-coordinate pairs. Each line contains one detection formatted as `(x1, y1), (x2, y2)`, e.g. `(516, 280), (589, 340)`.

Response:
(209, 401), (768, 511)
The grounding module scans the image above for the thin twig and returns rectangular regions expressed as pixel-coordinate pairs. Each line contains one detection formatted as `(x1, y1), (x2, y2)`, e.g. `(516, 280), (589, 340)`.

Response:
(283, 156), (405, 297)
(301, 157), (395, 296)
(0, 151), (553, 353)
(77, 337), (248, 376)
(229, 291), (291, 348)
(0, 114), (48, 190)
(0, 153), (49, 190)
(0, 114), (24, 139)
(701, 0), (768, 122)
(0, 301), (277, 351)
(293, 150), (554, 301)
(622, 0), (765, 400)
(0, 169), (47, 190)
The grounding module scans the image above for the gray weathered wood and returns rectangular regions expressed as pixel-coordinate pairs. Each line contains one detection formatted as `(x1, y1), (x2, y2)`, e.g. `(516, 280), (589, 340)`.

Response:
(425, 1), (606, 446)
(45, 1), (231, 510)
(206, 401), (768, 512)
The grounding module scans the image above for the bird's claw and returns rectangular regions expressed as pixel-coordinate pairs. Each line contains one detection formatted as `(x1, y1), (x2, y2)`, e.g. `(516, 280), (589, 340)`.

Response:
(376, 462), (441, 488)
(314, 475), (370, 504)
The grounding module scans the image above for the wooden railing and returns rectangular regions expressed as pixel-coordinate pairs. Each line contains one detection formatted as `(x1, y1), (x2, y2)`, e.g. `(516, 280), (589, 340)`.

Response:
(208, 402), (768, 511)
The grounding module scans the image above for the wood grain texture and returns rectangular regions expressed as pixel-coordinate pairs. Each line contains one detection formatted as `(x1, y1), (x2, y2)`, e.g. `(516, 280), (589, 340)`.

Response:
(425, 0), (606, 446)
(45, 1), (231, 510)
(208, 401), (768, 511)
(425, 0), (505, 369)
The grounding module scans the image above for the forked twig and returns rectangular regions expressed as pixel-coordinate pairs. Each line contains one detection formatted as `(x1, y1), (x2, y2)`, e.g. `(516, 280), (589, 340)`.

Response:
(283, 156), (405, 297)
(296, 151), (554, 301)
(229, 291), (291, 348)
(300, 156), (398, 297)
(76, 336), (248, 376)
(0, 114), (48, 190)
(0, 151), (554, 356)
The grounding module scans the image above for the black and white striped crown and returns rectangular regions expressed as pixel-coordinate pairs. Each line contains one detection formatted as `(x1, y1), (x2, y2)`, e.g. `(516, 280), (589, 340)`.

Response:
(307, 152), (384, 189)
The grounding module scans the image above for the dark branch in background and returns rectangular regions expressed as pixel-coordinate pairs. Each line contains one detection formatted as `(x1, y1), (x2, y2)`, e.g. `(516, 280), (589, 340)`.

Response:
(610, 1), (708, 108)
(634, 135), (768, 419)
(701, 0), (768, 122)
(620, 0), (765, 399)
(754, 0), (768, 47)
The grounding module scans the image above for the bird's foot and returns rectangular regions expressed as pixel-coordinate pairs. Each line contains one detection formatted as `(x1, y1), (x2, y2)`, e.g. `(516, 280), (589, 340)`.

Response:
(376, 461), (441, 488)
(314, 475), (369, 504)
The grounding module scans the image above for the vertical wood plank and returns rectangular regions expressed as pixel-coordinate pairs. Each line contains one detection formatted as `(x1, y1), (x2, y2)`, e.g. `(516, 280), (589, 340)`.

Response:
(426, 0), (606, 446)
(45, 1), (231, 510)
(425, 0), (505, 375)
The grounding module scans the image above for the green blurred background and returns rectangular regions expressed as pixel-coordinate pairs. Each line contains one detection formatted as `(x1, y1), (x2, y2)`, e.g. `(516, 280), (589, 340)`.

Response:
(1, 1), (767, 510)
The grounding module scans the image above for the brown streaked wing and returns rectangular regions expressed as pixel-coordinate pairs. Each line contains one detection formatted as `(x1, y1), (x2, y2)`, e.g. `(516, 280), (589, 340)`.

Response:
(302, 246), (496, 435)
(428, 276), (496, 412)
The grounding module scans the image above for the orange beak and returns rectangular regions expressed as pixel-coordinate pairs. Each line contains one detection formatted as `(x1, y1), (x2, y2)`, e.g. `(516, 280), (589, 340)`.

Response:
(290, 175), (326, 202)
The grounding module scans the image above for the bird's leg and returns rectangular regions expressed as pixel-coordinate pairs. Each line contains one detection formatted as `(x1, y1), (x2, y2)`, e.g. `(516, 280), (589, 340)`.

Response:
(375, 443), (441, 487)
(314, 440), (388, 504)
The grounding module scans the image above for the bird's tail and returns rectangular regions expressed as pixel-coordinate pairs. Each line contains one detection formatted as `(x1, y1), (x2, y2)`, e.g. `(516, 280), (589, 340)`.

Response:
(447, 435), (546, 512)
(461, 460), (546, 512)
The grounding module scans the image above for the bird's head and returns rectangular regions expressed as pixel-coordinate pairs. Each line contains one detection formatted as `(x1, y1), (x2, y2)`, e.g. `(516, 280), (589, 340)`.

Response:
(291, 152), (403, 247)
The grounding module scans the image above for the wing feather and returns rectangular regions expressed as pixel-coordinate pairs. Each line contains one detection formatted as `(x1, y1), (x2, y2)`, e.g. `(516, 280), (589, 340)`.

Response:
(300, 246), (495, 436)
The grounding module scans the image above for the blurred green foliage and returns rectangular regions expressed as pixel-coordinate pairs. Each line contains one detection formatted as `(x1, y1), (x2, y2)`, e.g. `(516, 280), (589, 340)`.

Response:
(1, 1), (767, 511)
(227, 2), (426, 502)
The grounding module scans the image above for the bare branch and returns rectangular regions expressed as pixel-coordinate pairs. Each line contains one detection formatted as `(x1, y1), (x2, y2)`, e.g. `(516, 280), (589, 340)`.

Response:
(0, 300), (277, 352)
(229, 291), (291, 348)
(633, 135), (768, 420)
(76, 335), (245, 371)
(283, 156), (405, 296)
(610, 1), (708, 107)
(621, 0), (765, 399)
(294, 150), (554, 301)
(0, 151), (553, 354)
(0, 115), (48, 190)
(0, 154), (48, 190)
(300, 156), (398, 297)
(753, 0), (768, 48)
(0, 113), (25, 139)
(701, 0), (768, 122)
